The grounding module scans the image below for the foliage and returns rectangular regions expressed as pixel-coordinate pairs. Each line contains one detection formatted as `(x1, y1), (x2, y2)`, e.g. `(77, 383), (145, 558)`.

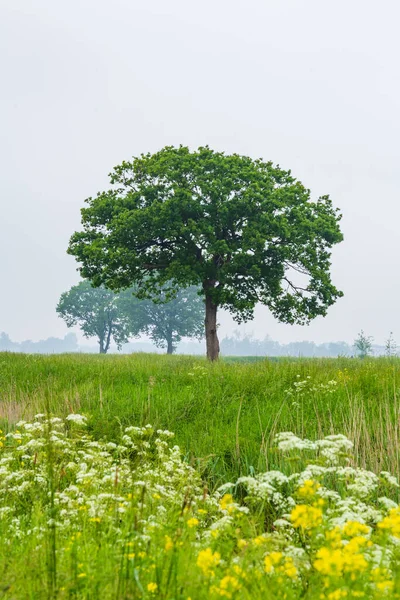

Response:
(67, 146), (344, 359)
(56, 281), (134, 353)
(354, 330), (373, 359)
(121, 285), (204, 353)
(3, 414), (400, 598)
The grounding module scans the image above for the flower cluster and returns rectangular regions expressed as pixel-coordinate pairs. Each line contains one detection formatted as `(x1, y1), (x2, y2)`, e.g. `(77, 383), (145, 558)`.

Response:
(285, 375), (339, 406)
(2, 415), (400, 598)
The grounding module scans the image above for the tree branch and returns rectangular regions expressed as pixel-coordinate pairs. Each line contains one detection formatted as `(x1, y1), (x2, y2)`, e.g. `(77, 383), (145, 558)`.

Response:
(282, 277), (311, 295)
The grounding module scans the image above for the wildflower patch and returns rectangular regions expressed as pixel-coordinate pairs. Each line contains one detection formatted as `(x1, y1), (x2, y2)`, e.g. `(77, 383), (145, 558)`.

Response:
(2, 415), (400, 597)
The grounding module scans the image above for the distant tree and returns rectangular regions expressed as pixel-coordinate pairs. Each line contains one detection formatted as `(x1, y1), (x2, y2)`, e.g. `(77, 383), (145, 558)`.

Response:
(325, 342), (351, 357)
(286, 341), (317, 357)
(56, 281), (134, 354)
(68, 146), (344, 361)
(220, 331), (263, 357)
(0, 332), (79, 354)
(354, 330), (373, 359)
(19, 333), (79, 354)
(219, 335), (353, 357)
(385, 332), (397, 357)
(0, 332), (19, 352)
(121, 286), (204, 354)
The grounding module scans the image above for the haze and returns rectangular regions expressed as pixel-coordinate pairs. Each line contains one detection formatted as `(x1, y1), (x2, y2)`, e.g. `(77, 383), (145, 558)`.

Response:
(1, 0), (399, 346)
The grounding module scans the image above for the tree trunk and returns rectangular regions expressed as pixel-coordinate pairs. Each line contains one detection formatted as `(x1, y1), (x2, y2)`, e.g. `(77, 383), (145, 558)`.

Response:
(205, 294), (220, 361)
(104, 325), (112, 354)
(166, 337), (174, 354)
(99, 333), (107, 354)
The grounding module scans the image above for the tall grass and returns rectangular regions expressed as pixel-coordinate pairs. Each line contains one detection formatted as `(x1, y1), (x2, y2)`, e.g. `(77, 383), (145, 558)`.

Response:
(1, 353), (400, 485)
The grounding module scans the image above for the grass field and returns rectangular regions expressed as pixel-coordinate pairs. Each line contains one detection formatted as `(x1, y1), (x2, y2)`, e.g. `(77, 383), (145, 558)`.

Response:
(2, 353), (400, 598)
(1, 353), (400, 481)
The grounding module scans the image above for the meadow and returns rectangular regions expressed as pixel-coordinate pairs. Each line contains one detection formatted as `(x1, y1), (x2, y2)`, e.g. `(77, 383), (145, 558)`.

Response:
(2, 353), (400, 598)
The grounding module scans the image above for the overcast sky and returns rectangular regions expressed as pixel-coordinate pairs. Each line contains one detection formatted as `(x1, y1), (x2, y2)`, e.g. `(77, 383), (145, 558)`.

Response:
(1, 0), (399, 345)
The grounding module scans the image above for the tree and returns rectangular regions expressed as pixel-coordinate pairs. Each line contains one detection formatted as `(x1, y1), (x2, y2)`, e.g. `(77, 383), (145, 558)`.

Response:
(354, 330), (373, 359)
(385, 332), (397, 357)
(68, 146), (344, 360)
(56, 281), (134, 354)
(0, 332), (19, 352)
(122, 285), (204, 354)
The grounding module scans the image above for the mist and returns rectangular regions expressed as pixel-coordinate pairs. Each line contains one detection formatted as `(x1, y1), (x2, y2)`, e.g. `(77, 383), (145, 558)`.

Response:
(1, 0), (399, 347)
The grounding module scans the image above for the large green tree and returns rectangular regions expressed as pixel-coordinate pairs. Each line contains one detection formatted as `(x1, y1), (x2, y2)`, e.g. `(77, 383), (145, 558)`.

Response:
(121, 286), (204, 354)
(68, 146), (343, 360)
(56, 281), (134, 354)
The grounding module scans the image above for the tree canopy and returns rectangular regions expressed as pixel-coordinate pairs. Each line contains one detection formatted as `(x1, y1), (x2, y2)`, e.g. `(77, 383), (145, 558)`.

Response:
(121, 285), (204, 354)
(354, 330), (373, 359)
(56, 280), (204, 354)
(56, 281), (133, 353)
(68, 146), (344, 360)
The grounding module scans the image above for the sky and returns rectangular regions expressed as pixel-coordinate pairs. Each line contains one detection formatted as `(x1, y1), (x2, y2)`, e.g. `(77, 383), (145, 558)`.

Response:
(1, 0), (399, 346)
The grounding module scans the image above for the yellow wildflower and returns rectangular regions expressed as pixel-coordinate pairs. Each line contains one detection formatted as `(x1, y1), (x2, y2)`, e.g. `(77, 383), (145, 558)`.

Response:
(281, 556), (298, 580)
(264, 553), (298, 579)
(376, 581), (394, 593)
(264, 551), (283, 573)
(147, 582), (158, 592)
(345, 536), (371, 553)
(370, 567), (394, 593)
(297, 479), (320, 499)
(187, 517), (199, 528)
(252, 535), (267, 546)
(165, 536), (173, 551)
(219, 494), (236, 514)
(327, 590), (348, 599)
(290, 504), (323, 530)
(213, 575), (242, 598)
(221, 575), (241, 590)
(314, 547), (344, 576)
(314, 497), (326, 508)
(371, 567), (391, 581)
(378, 508), (400, 537)
(197, 548), (221, 577)
(232, 564), (247, 579)
(314, 540), (368, 577)
(341, 521), (370, 538)
(325, 527), (342, 548)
